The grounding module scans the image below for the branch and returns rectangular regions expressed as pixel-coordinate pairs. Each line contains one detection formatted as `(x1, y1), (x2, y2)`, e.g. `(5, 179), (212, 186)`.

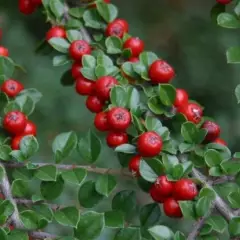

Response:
(2, 161), (132, 177)
(212, 176), (235, 185)
(29, 231), (58, 239)
(0, 163), (24, 229)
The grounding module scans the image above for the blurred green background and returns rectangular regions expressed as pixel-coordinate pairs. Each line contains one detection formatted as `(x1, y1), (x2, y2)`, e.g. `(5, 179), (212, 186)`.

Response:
(0, 0), (239, 238)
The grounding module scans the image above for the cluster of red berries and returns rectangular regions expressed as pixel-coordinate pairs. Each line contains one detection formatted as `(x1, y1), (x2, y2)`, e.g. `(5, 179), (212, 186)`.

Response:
(18, 0), (42, 15)
(1, 79), (37, 150)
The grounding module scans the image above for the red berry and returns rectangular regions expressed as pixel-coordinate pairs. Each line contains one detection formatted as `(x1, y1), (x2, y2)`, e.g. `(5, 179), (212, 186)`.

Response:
(75, 77), (95, 96)
(123, 37), (144, 58)
(3, 111), (27, 135)
(173, 179), (198, 201)
(149, 184), (167, 203)
(86, 96), (104, 113)
(174, 89), (188, 108)
(201, 121), (220, 142)
(0, 193), (4, 199)
(154, 175), (174, 197)
(46, 26), (66, 41)
(180, 102), (203, 124)
(149, 60), (175, 84)
(106, 20), (128, 38)
(90, 0), (110, 8)
(11, 135), (25, 150)
(18, 0), (36, 15)
(163, 198), (182, 218)
(95, 76), (118, 101)
(32, 0), (42, 6)
(23, 120), (37, 136)
(9, 225), (14, 231)
(1, 79), (24, 98)
(114, 19), (129, 32)
(69, 40), (91, 61)
(216, 0), (232, 4)
(137, 131), (163, 157)
(213, 138), (227, 146)
(129, 57), (139, 63)
(71, 62), (83, 79)
(0, 46), (9, 57)
(107, 107), (131, 131)
(106, 132), (128, 148)
(128, 155), (141, 177)
(94, 112), (109, 132)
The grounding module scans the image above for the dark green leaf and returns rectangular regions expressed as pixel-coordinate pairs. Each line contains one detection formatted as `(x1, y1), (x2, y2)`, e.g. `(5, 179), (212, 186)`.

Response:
(83, 9), (106, 29)
(139, 52), (158, 67)
(0, 57), (14, 78)
(15, 95), (35, 116)
(96, 3), (118, 22)
(66, 30), (82, 42)
(61, 168), (87, 185)
(20, 210), (39, 229)
(229, 217), (240, 237)
(148, 225), (174, 240)
(48, 37), (70, 53)
(53, 55), (70, 66)
(104, 210), (124, 228)
(114, 227), (141, 240)
(217, 13), (240, 28)
(95, 174), (117, 197)
(227, 47), (240, 64)
(49, 0), (65, 19)
(139, 160), (158, 183)
(140, 203), (161, 228)
(106, 36), (123, 54)
(34, 165), (57, 181)
(228, 191), (240, 208)
(54, 207), (79, 227)
(206, 215), (228, 234)
(110, 86), (128, 107)
(11, 179), (30, 198)
(158, 84), (176, 106)
(179, 201), (196, 219)
(196, 197), (212, 217)
(115, 144), (136, 154)
(0, 145), (11, 161)
(204, 149), (223, 167)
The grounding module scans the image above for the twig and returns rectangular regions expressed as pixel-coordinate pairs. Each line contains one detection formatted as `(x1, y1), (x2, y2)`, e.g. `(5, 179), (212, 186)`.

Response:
(29, 231), (58, 239)
(2, 162), (132, 177)
(212, 176), (235, 185)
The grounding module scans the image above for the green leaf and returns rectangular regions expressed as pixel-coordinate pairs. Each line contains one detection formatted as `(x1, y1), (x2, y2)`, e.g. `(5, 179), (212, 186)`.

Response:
(114, 227), (141, 240)
(217, 13), (240, 29)
(16, 88), (42, 105)
(229, 217), (240, 237)
(61, 168), (87, 185)
(54, 207), (79, 228)
(78, 181), (104, 208)
(140, 203), (161, 228)
(228, 191), (240, 208)
(0, 57), (14, 78)
(60, 69), (75, 86)
(0, 228), (7, 240)
(128, 87), (140, 112)
(139, 52), (158, 67)
(204, 149), (223, 167)
(211, 3), (225, 23)
(221, 160), (240, 175)
(40, 176), (64, 200)
(7, 229), (28, 240)
(174, 231), (186, 240)
(235, 2), (240, 16)
(115, 144), (136, 154)
(104, 210), (124, 228)
(97, 54), (113, 66)
(66, 30), (82, 42)
(235, 84), (240, 104)
(139, 160), (158, 183)
(95, 174), (117, 197)
(179, 143), (195, 154)
(0, 200), (14, 218)
(82, 55), (96, 68)
(74, 211), (104, 240)
(196, 197), (212, 217)
(158, 84), (176, 106)
(110, 85), (128, 107)
(10, 150), (26, 162)
(148, 96), (165, 115)
(96, 3), (118, 22)
(49, 0), (65, 19)
(162, 154), (179, 172)
(0, 166), (4, 181)
(227, 47), (240, 64)
(52, 131), (78, 163)
(68, 7), (85, 18)
(20, 210), (39, 230)
(20, 135), (39, 158)
(15, 95), (35, 116)
(199, 188), (216, 201)
(78, 130), (101, 163)
(122, 62), (139, 79)
(145, 116), (162, 132)
(106, 36), (123, 54)
(32, 203), (53, 222)
(83, 9), (106, 29)
(48, 37), (70, 53)
(112, 190), (137, 220)
(53, 55), (70, 66)
(34, 165), (57, 181)
(179, 201), (196, 219)
(81, 67), (97, 80)
(206, 215), (228, 234)
(0, 145), (11, 161)
(148, 225), (174, 240)
(11, 179), (30, 198)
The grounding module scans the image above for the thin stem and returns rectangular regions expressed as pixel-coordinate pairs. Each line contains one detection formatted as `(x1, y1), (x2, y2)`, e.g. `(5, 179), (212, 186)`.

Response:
(212, 176), (235, 185)
(29, 231), (58, 239)
(2, 162), (132, 177)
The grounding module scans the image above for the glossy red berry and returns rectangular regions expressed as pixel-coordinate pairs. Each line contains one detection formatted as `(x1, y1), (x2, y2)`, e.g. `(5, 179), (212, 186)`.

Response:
(213, 138), (227, 146)
(137, 131), (163, 157)
(23, 120), (37, 136)
(94, 112), (109, 132)
(149, 60), (175, 84)
(106, 20), (128, 38)
(173, 179), (198, 201)
(174, 89), (188, 108)
(69, 40), (91, 61)
(154, 175), (174, 197)
(128, 155), (141, 177)
(217, 0), (232, 4)
(11, 135), (25, 150)
(95, 76), (118, 101)
(201, 121), (220, 142)
(180, 102), (203, 124)
(86, 96), (104, 113)
(163, 198), (182, 218)
(149, 184), (167, 203)
(0, 46), (9, 57)
(123, 37), (144, 58)
(107, 107), (131, 131)
(18, 0), (36, 15)
(1, 79), (24, 98)
(3, 111), (27, 135)
(106, 132), (128, 148)
(71, 62), (83, 79)
(75, 77), (95, 96)
(129, 57), (139, 63)
(46, 26), (66, 41)
(32, 0), (42, 6)
(114, 19), (129, 32)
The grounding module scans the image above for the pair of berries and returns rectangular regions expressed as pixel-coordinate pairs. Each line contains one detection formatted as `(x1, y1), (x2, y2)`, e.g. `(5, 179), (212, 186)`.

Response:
(94, 107), (131, 148)
(1, 79), (24, 98)
(19, 0), (42, 15)
(3, 111), (37, 150)
(150, 176), (198, 218)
